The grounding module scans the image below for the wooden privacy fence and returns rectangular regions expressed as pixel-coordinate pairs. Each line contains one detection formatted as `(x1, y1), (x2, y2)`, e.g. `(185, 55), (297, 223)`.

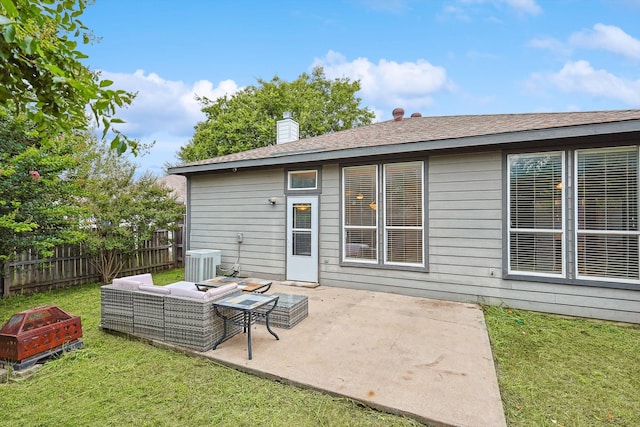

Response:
(2, 229), (184, 297)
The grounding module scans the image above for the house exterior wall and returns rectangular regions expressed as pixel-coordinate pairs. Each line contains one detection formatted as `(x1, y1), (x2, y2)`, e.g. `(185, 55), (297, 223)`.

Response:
(319, 153), (507, 303)
(322, 152), (640, 323)
(188, 169), (287, 277)
(188, 152), (640, 324)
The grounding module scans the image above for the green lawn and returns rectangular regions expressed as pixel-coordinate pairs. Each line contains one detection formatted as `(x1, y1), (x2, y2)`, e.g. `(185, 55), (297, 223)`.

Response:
(485, 305), (640, 427)
(1, 269), (639, 426)
(0, 270), (420, 427)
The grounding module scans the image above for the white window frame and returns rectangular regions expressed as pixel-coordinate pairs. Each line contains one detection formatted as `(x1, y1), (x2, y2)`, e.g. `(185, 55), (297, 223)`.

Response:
(574, 146), (640, 284)
(507, 146), (640, 288)
(383, 162), (425, 267)
(342, 161), (425, 268)
(507, 152), (566, 278)
(342, 165), (379, 264)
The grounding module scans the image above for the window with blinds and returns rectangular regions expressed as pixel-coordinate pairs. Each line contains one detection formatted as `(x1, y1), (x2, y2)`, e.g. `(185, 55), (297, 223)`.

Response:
(576, 147), (639, 281)
(508, 152), (564, 276)
(343, 165), (378, 262)
(342, 161), (424, 267)
(384, 162), (424, 265)
(508, 146), (640, 286)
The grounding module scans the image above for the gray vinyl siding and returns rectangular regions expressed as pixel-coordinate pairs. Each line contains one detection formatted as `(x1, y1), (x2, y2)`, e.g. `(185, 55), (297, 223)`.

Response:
(188, 169), (286, 278)
(319, 152), (504, 295)
(186, 151), (640, 324)
(319, 164), (341, 265)
(318, 152), (640, 324)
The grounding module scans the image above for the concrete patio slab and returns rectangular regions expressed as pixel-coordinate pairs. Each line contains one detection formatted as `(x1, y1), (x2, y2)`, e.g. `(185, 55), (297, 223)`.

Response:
(200, 284), (506, 427)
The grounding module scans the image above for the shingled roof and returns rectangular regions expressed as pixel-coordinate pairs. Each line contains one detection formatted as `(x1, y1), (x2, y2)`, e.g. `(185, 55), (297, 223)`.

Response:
(169, 110), (640, 175)
(156, 174), (186, 204)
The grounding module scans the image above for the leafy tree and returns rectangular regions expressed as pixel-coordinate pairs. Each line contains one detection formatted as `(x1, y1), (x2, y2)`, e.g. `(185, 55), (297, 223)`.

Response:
(1, 114), (183, 288)
(178, 66), (375, 162)
(0, 0), (135, 154)
(0, 113), (86, 290)
(80, 142), (185, 283)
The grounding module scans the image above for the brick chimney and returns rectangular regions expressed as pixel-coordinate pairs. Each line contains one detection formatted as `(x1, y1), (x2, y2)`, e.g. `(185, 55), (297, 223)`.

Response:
(392, 107), (404, 121)
(277, 112), (299, 144)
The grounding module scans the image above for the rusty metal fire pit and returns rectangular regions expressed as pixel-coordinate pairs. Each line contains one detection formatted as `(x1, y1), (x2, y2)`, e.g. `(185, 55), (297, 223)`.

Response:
(0, 305), (83, 370)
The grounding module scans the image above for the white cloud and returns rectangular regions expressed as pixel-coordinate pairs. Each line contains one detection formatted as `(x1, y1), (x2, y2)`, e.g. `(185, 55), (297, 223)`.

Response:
(312, 50), (455, 119)
(96, 70), (241, 175)
(527, 60), (640, 106)
(569, 24), (640, 60)
(101, 70), (240, 136)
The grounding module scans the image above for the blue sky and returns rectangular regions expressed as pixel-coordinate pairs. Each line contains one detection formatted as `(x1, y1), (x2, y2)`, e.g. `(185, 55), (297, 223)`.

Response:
(80, 0), (640, 176)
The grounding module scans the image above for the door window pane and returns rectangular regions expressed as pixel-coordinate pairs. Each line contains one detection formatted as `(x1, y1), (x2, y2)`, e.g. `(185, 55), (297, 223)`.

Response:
(292, 231), (311, 256)
(292, 203), (312, 256)
(293, 204), (311, 229)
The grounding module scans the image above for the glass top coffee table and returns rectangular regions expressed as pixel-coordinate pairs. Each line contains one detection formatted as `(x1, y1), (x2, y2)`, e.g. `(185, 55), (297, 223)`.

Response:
(212, 293), (279, 360)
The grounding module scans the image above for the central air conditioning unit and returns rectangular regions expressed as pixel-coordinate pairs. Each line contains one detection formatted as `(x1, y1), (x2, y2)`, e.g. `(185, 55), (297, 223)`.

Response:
(184, 249), (221, 282)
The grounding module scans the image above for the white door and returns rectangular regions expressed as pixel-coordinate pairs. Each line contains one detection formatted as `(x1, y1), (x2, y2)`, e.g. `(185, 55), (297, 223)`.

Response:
(286, 196), (318, 282)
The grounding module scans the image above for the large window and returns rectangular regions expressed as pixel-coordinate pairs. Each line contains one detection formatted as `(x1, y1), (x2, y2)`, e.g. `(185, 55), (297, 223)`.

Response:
(343, 165), (378, 262)
(384, 162), (424, 264)
(508, 152), (565, 276)
(343, 161), (424, 267)
(576, 147), (639, 282)
(507, 146), (640, 286)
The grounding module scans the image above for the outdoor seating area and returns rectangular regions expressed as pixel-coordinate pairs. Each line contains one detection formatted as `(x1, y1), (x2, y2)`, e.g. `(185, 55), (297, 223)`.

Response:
(99, 274), (308, 353)
(199, 283), (508, 426)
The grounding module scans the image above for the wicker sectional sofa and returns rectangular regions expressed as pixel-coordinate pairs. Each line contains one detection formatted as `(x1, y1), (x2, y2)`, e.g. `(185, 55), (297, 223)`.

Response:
(100, 274), (241, 352)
